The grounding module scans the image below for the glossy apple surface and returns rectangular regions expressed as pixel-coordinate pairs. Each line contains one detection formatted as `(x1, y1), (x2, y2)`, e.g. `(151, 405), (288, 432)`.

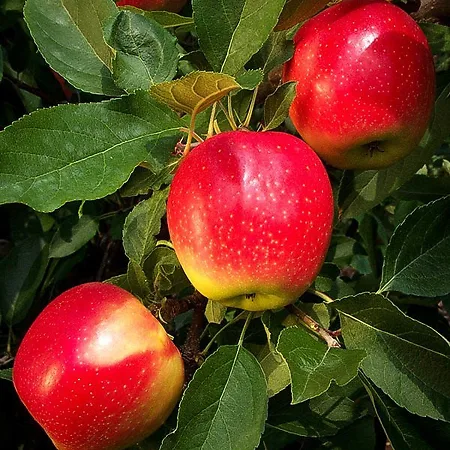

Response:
(283, 0), (435, 170)
(167, 131), (334, 311)
(13, 282), (184, 450)
(116, 0), (187, 13)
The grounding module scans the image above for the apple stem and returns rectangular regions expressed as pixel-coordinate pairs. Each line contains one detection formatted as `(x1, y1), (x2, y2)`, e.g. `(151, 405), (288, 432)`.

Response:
(307, 289), (334, 303)
(243, 86), (259, 129)
(200, 311), (248, 355)
(180, 127), (204, 145)
(213, 119), (222, 135)
(207, 103), (218, 139)
(238, 312), (254, 347)
(218, 101), (238, 131)
(285, 304), (341, 348)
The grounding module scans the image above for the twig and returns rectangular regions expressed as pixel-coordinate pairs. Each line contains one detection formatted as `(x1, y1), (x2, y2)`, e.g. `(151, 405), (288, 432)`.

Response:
(285, 304), (341, 348)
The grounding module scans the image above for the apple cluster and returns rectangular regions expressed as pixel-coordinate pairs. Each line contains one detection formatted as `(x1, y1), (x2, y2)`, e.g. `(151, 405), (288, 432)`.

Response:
(12, 1), (436, 449)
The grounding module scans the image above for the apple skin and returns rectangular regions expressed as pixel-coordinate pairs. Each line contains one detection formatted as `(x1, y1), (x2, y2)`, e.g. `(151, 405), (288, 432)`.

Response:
(282, 0), (436, 170)
(167, 131), (334, 311)
(13, 282), (184, 450)
(116, 0), (187, 13)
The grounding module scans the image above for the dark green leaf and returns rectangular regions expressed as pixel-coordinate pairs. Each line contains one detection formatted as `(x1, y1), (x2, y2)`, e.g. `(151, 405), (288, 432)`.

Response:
(421, 23), (450, 72)
(248, 30), (293, 76)
(193, 0), (286, 75)
(127, 260), (151, 301)
(161, 345), (268, 450)
(393, 174), (450, 202)
(143, 246), (190, 297)
(321, 416), (377, 450)
(253, 344), (290, 397)
(0, 92), (182, 212)
(379, 196), (450, 296)
(275, 0), (329, 31)
(277, 326), (366, 404)
(24, 0), (123, 96)
(120, 6), (194, 28)
(108, 10), (179, 92)
(0, 368), (12, 381)
(266, 386), (365, 438)
(264, 82), (296, 131)
(361, 372), (434, 450)
(49, 215), (98, 259)
(122, 189), (168, 265)
(336, 293), (450, 422)
(0, 236), (48, 325)
(236, 69), (264, 90)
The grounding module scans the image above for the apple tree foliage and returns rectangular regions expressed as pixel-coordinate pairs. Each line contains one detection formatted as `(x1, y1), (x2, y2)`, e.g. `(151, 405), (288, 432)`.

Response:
(0, 0), (450, 449)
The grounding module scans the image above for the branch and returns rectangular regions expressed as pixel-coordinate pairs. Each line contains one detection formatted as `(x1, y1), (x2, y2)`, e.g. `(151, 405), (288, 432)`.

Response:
(412, 0), (450, 21)
(285, 304), (341, 348)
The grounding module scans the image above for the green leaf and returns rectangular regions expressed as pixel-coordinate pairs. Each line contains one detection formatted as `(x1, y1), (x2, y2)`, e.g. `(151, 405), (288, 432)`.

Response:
(248, 30), (293, 76)
(150, 71), (240, 115)
(277, 326), (366, 404)
(108, 10), (179, 92)
(205, 300), (227, 324)
(275, 0), (329, 31)
(49, 215), (98, 258)
(236, 69), (264, 90)
(379, 196), (450, 296)
(119, 163), (178, 197)
(104, 273), (131, 291)
(254, 344), (290, 398)
(192, 0), (286, 75)
(161, 345), (268, 450)
(127, 260), (151, 301)
(24, 0), (123, 96)
(361, 372), (434, 450)
(0, 236), (49, 325)
(322, 416), (377, 450)
(263, 82), (296, 131)
(122, 189), (168, 266)
(266, 385), (365, 438)
(393, 174), (450, 202)
(0, 368), (12, 381)
(421, 23), (450, 72)
(143, 246), (190, 297)
(336, 293), (450, 422)
(338, 84), (450, 220)
(120, 6), (194, 28)
(0, 92), (182, 212)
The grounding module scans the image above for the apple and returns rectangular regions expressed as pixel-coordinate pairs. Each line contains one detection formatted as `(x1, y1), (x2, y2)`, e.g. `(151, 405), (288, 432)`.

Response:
(283, 0), (436, 170)
(116, 0), (187, 13)
(167, 130), (334, 311)
(13, 282), (184, 450)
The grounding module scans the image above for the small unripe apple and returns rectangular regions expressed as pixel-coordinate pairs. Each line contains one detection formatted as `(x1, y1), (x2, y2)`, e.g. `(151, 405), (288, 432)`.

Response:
(167, 130), (334, 311)
(13, 282), (184, 450)
(283, 0), (436, 170)
(116, 0), (187, 13)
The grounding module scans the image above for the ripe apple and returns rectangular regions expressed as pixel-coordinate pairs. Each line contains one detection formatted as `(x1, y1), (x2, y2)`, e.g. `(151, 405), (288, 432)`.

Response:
(167, 130), (334, 311)
(13, 282), (184, 450)
(116, 0), (187, 13)
(283, 0), (436, 170)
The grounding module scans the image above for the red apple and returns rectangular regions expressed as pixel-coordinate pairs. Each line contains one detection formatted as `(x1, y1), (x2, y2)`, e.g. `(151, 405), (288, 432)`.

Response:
(167, 130), (334, 311)
(283, 0), (435, 170)
(116, 0), (187, 13)
(13, 282), (184, 450)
